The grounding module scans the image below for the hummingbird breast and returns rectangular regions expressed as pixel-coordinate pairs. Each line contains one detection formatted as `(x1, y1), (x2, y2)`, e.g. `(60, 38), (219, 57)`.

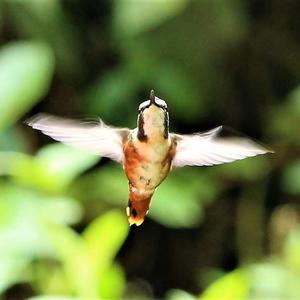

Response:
(123, 132), (175, 225)
(123, 133), (174, 190)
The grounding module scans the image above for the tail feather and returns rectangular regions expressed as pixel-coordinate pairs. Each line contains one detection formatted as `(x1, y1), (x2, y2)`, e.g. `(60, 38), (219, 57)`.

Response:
(126, 190), (153, 226)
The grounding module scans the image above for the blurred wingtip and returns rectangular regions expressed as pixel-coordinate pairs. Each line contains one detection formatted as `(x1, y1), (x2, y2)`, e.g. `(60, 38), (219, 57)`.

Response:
(267, 148), (275, 154)
(258, 144), (275, 155)
(24, 113), (49, 127)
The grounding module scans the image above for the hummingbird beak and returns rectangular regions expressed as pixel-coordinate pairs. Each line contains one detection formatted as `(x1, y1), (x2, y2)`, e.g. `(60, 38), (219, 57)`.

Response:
(150, 89), (156, 106)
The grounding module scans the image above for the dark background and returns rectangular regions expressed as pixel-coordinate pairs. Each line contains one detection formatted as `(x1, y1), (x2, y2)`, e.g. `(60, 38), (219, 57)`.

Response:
(0, 1), (300, 299)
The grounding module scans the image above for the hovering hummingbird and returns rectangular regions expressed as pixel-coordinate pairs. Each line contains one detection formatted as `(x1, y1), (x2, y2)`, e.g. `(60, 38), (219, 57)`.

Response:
(26, 90), (273, 226)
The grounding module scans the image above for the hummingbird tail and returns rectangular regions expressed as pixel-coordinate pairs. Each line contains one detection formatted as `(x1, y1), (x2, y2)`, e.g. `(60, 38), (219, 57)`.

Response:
(126, 193), (153, 226)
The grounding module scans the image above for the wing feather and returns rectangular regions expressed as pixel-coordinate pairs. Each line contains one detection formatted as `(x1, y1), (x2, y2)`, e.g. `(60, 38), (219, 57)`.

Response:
(25, 114), (130, 163)
(172, 126), (273, 167)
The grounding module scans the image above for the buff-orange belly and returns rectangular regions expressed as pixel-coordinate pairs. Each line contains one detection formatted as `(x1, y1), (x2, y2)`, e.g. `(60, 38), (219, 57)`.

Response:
(123, 140), (172, 190)
(122, 137), (175, 225)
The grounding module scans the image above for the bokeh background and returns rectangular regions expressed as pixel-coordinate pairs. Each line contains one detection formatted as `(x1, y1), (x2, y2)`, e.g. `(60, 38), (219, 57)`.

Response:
(0, 0), (300, 299)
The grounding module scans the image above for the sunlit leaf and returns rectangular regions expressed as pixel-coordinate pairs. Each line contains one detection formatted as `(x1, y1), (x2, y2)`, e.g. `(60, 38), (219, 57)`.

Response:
(70, 166), (128, 205)
(0, 145), (99, 192)
(248, 262), (300, 299)
(167, 289), (196, 300)
(0, 151), (33, 178)
(200, 270), (249, 300)
(8, 0), (83, 79)
(150, 178), (203, 228)
(0, 258), (29, 294)
(0, 182), (84, 294)
(214, 156), (272, 182)
(83, 210), (129, 274)
(46, 224), (85, 295)
(48, 211), (128, 298)
(0, 41), (54, 131)
(150, 169), (220, 228)
(283, 227), (300, 273)
(29, 297), (78, 300)
(72, 167), (220, 228)
(0, 127), (28, 152)
(39, 196), (83, 225)
(99, 263), (126, 300)
(0, 183), (54, 258)
(0, 183), (82, 258)
(83, 211), (128, 297)
(35, 143), (100, 192)
(33, 264), (70, 296)
(114, 0), (189, 36)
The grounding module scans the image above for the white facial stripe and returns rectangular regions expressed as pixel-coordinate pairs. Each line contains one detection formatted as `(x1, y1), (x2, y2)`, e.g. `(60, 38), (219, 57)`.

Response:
(138, 97), (167, 110)
(139, 100), (150, 110)
(154, 98), (167, 108)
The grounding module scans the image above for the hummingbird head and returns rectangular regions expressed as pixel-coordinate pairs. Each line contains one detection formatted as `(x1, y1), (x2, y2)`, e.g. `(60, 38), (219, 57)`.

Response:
(137, 90), (169, 141)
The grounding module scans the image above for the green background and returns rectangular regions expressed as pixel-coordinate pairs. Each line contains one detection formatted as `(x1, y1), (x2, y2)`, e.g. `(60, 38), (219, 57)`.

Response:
(0, 0), (299, 299)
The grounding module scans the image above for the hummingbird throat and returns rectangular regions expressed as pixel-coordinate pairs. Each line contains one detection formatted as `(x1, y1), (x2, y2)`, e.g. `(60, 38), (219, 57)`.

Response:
(138, 105), (169, 142)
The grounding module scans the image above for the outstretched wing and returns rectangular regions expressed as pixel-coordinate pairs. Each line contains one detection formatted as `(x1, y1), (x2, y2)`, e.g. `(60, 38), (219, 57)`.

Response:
(25, 114), (130, 163)
(172, 126), (273, 167)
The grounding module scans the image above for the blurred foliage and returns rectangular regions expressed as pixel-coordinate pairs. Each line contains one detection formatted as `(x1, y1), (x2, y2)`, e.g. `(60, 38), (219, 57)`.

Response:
(200, 226), (300, 300)
(0, 41), (54, 131)
(0, 0), (299, 299)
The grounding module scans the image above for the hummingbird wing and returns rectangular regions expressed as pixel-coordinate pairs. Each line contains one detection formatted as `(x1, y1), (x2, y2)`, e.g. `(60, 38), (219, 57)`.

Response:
(171, 126), (273, 167)
(25, 113), (130, 163)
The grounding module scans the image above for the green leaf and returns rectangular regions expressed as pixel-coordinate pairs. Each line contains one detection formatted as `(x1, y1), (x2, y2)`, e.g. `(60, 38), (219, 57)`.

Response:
(214, 155), (272, 182)
(0, 258), (29, 294)
(39, 196), (83, 225)
(0, 151), (33, 178)
(8, 0), (83, 80)
(202, 264), (300, 300)
(114, 0), (189, 36)
(84, 68), (138, 126)
(82, 210), (128, 298)
(248, 262), (300, 299)
(0, 127), (28, 152)
(167, 289), (196, 300)
(0, 145), (99, 192)
(29, 297), (78, 300)
(0, 182), (83, 259)
(46, 224), (84, 295)
(283, 227), (300, 273)
(48, 211), (128, 298)
(99, 263), (126, 300)
(72, 167), (220, 228)
(150, 178), (203, 228)
(282, 160), (300, 194)
(0, 182), (84, 294)
(70, 166), (128, 206)
(150, 169), (220, 228)
(152, 64), (204, 121)
(288, 85), (300, 117)
(200, 270), (249, 300)
(83, 210), (129, 275)
(0, 41), (54, 131)
(35, 143), (100, 192)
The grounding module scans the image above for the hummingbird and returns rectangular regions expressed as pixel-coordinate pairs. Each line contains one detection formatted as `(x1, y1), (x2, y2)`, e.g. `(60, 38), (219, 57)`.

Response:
(26, 90), (273, 226)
